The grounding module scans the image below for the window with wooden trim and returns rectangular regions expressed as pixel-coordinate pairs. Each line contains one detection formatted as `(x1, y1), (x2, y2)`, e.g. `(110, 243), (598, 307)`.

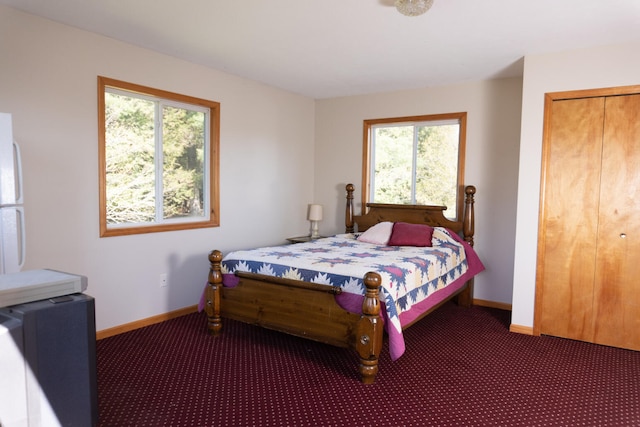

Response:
(362, 112), (466, 220)
(98, 76), (220, 237)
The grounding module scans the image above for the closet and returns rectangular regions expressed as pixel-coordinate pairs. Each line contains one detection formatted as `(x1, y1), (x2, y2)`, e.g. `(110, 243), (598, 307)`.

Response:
(535, 86), (640, 351)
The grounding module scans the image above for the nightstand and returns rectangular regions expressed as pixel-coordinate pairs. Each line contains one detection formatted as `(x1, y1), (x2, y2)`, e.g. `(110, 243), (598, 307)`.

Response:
(286, 235), (324, 244)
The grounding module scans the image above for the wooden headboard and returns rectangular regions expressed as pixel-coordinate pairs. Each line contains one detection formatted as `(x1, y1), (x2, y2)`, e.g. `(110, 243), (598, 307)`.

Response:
(344, 184), (476, 246)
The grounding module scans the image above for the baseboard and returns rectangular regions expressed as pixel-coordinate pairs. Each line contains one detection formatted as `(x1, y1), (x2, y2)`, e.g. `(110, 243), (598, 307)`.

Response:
(509, 324), (534, 335)
(96, 304), (199, 340)
(471, 300), (534, 335)
(473, 298), (512, 311)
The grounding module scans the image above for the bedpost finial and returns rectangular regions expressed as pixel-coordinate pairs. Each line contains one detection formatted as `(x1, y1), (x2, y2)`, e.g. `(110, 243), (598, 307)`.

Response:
(363, 271), (381, 291)
(209, 250), (223, 263)
(465, 185), (476, 196)
(362, 272), (382, 316)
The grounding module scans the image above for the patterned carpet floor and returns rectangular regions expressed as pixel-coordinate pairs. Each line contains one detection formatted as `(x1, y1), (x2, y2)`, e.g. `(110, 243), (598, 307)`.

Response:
(96, 302), (640, 426)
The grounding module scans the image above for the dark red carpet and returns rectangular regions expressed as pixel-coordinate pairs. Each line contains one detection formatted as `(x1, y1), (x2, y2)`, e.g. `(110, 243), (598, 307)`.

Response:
(96, 302), (640, 426)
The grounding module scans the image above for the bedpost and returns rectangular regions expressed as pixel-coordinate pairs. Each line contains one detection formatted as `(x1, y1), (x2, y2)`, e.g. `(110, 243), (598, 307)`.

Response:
(458, 186), (476, 308)
(345, 183), (355, 233)
(463, 185), (476, 247)
(356, 272), (383, 384)
(206, 250), (223, 336)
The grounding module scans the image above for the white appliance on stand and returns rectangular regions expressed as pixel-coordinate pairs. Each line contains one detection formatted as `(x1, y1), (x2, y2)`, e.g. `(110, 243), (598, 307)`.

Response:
(0, 112), (26, 274)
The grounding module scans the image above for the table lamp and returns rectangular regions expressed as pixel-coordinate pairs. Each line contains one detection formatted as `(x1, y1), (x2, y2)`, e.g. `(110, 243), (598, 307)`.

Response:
(307, 204), (323, 239)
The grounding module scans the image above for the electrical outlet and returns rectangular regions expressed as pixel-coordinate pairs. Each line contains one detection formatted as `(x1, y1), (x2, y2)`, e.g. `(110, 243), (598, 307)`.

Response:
(159, 273), (168, 287)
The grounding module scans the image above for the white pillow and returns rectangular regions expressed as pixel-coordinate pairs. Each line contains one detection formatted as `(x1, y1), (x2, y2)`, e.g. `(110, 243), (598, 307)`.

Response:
(356, 221), (394, 245)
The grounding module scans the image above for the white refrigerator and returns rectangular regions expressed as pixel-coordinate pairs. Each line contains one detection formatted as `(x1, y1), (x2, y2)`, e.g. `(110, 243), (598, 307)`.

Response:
(0, 112), (25, 274)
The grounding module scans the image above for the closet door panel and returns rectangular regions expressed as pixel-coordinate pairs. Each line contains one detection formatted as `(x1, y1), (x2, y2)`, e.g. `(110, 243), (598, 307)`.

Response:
(539, 97), (604, 341)
(594, 94), (640, 350)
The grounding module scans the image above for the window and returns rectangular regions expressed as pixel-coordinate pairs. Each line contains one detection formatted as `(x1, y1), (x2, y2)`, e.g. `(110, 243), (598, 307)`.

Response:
(362, 112), (466, 220)
(98, 77), (220, 237)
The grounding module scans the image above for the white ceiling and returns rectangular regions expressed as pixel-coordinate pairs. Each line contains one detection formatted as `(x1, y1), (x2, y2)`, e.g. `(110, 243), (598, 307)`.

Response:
(2, 0), (640, 98)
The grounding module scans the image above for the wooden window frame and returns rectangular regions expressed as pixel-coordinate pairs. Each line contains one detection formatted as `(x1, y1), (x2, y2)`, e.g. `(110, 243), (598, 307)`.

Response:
(362, 112), (467, 220)
(98, 76), (220, 237)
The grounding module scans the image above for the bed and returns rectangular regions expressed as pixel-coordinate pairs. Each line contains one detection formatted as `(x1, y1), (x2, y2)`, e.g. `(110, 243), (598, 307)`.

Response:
(204, 184), (483, 384)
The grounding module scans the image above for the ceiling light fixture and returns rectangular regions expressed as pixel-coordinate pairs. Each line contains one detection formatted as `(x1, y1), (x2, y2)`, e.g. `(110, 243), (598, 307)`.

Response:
(395, 0), (434, 17)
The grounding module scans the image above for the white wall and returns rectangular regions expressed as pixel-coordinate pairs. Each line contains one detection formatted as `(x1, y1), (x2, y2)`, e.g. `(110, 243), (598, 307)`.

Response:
(314, 78), (523, 305)
(511, 43), (640, 329)
(0, 7), (316, 331)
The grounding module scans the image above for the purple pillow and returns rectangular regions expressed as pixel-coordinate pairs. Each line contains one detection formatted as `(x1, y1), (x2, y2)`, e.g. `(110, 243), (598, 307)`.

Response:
(387, 222), (434, 247)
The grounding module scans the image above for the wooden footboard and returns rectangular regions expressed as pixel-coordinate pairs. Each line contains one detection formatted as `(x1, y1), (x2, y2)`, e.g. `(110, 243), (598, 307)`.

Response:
(205, 250), (385, 384)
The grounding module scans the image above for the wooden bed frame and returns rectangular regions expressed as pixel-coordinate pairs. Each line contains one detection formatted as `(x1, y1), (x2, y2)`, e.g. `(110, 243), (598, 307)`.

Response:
(205, 184), (476, 384)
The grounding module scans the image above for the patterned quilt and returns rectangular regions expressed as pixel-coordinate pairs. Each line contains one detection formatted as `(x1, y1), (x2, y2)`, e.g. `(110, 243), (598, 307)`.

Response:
(220, 227), (485, 360)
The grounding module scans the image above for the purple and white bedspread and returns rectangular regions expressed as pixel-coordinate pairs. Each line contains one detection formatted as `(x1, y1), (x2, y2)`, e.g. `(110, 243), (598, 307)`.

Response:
(219, 228), (485, 360)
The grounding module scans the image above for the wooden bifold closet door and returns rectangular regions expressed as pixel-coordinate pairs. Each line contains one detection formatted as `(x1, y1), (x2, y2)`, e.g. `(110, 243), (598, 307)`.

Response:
(536, 89), (640, 351)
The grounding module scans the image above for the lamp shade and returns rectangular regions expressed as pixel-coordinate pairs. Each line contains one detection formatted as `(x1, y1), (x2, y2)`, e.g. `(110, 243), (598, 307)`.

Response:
(307, 204), (323, 221)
